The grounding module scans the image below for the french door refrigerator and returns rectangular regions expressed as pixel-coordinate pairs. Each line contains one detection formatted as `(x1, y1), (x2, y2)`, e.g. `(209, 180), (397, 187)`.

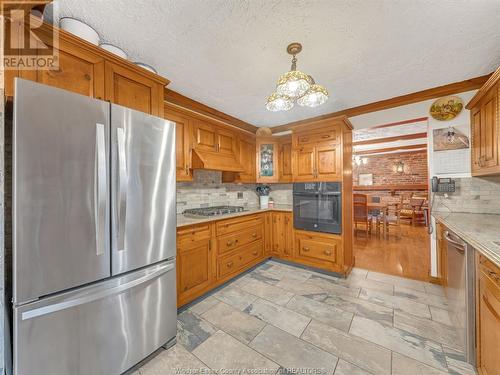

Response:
(11, 79), (177, 375)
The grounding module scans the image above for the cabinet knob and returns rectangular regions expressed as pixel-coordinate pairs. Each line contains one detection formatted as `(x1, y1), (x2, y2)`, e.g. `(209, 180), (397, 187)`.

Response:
(252, 251), (258, 256)
(227, 240), (234, 246)
(303, 246), (310, 252)
(488, 270), (499, 282)
(252, 233), (257, 238)
(324, 250), (332, 256)
(227, 262), (233, 268)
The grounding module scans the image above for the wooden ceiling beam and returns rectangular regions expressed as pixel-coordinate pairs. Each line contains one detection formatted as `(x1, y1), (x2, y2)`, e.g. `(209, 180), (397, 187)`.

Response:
(353, 132), (427, 146)
(164, 88), (258, 134)
(370, 117), (428, 129)
(354, 144), (427, 155)
(270, 73), (492, 133)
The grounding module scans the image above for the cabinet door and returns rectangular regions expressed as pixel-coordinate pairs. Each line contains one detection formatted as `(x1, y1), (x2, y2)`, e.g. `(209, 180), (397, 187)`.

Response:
(217, 126), (238, 158)
(193, 120), (217, 152)
(18, 32), (105, 99)
(264, 213), (273, 256)
(271, 212), (284, 256)
(316, 144), (341, 181)
(478, 270), (500, 375)
(279, 141), (293, 182)
(178, 239), (213, 304)
(237, 136), (256, 182)
(480, 88), (498, 169)
(472, 107), (483, 173)
(164, 110), (192, 181)
(294, 145), (315, 181)
(104, 61), (162, 116)
(283, 213), (294, 258)
(257, 139), (279, 183)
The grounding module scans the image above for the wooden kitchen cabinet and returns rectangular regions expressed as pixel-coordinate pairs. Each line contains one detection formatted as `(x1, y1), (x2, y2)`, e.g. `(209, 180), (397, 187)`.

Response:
(292, 124), (342, 182)
(283, 212), (294, 258)
(222, 133), (256, 183)
(294, 230), (342, 273)
(164, 105), (192, 181)
(467, 68), (500, 176)
(256, 137), (280, 183)
(279, 136), (293, 183)
(271, 212), (285, 256)
(5, 15), (168, 117)
(177, 224), (214, 306)
(192, 120), (238, 160)
(476, 255), (500, 375)
(264, 212), (273, 255)
(104, 61), (164, 116)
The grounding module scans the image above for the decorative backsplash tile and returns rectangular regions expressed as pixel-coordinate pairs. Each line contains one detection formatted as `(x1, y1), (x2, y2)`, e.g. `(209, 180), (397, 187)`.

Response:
(432, 176), (500, 214)
(176, 170), (292, 214)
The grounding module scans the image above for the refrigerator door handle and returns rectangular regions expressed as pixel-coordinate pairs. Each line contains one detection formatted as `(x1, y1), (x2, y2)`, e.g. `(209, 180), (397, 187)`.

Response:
(21, 262), (175, 321)
(95, 123), (107, 256)
(116, 127), (127, 251)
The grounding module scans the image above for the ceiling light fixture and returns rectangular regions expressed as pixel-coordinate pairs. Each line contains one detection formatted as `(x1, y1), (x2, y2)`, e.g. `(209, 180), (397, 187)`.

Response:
(266, 43), (329, 111)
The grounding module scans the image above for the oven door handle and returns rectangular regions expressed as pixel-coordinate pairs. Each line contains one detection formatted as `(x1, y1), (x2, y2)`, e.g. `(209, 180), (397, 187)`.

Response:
(319, 192), (341, 196)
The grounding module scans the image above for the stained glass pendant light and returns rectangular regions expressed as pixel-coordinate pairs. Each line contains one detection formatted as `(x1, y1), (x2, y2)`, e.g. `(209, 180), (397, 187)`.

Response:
(266, 43), (329, 111)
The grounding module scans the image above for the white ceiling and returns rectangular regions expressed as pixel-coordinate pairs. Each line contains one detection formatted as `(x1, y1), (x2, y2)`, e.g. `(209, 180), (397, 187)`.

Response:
(51, 0), (500, 127)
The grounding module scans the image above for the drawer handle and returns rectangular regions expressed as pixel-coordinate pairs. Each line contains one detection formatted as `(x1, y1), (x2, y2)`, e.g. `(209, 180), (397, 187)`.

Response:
(227, 240), (234, 246)
(321, 134), (330, 139)
(324, 250), (332, 256)
(252, 251), (258, 256)
(303, 246), (310, 252)
(252, 233), (257, 238)
(226, 262), (233, 268)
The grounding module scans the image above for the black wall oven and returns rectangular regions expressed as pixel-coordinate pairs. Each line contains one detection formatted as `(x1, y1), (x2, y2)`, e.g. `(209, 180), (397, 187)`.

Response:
(293, 182), (342, 234)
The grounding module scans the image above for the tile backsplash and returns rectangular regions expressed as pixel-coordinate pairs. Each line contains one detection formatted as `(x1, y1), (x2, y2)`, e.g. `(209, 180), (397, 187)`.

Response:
(432, 176), (500, 214)
(176, 170), (292, 214)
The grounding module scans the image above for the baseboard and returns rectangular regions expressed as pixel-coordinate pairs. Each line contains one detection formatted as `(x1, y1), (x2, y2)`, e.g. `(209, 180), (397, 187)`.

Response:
(428, 276), (443, 285)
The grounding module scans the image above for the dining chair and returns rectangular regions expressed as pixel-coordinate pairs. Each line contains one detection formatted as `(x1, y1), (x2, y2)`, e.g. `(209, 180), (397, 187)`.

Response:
(353, 193), (372, 237)
(385, 203), (402, 239)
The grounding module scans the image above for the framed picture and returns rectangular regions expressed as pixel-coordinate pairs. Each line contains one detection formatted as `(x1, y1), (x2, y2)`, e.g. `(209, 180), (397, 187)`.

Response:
(358, 173), (373, 186)
(433, 127), (469, 151)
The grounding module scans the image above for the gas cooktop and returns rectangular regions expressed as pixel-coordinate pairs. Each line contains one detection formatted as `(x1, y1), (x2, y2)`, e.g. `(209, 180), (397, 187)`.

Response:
(183, 206), (246, 217)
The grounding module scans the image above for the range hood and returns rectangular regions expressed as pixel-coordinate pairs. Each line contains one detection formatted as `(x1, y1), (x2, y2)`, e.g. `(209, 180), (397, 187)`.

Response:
(191, 149), (245, 172)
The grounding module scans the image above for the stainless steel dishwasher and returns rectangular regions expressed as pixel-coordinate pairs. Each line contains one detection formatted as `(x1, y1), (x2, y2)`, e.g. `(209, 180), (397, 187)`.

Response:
(444, 229), (476, 366)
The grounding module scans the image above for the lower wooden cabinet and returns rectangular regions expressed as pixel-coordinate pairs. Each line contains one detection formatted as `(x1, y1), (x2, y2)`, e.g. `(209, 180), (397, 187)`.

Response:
(476, 255), (500, 375)
(176, 210), (348, 307)
(294, 230), (342, 272)
(177, 224), (213, 306)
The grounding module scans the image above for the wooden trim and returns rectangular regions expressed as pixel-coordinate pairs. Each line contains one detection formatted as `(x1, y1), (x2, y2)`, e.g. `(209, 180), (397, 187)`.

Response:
(271, 74), (492, 134)
(354, 184), (428, 191)
(371, 117), (429, 129)
(354, 144), (427, 155)
(466, 66), (500, 109)
(428, 276), (443, 285)
(164, 88), (258, 133)
(353, 132), (427, 146)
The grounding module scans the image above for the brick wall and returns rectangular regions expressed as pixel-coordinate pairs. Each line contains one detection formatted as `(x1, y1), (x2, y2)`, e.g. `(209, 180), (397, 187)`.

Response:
(353, 151), (428, 187)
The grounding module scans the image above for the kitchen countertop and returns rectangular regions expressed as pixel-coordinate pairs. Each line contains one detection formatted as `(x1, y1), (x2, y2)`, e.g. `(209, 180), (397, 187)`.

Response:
(433, 211), (500, 267)
(177, 204), (293, 228)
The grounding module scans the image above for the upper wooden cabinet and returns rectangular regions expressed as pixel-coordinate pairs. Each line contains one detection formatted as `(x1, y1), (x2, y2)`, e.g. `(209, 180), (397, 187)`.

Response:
(223, 133), (256, 183)
(104, 61), (164, 116)
(256, 137), (280, 183)
(192, 120), (238, 160)
(279, 136), (293, 183)
(467, 68), (500, 176)
(5, 16), (168, 117)
(292, 122), (343, 182)
(164, 105), (193, 181)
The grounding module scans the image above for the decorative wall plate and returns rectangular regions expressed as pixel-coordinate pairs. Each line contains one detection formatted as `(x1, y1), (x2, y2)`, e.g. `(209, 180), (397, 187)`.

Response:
(429, 95), (464, 121)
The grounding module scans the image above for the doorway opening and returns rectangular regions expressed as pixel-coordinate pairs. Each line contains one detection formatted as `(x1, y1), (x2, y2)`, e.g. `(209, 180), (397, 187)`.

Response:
(351, 118), (431, 281)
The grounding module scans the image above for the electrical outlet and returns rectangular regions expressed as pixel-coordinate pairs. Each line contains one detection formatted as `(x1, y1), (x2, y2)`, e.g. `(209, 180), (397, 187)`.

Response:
(237, 192), (243, 199)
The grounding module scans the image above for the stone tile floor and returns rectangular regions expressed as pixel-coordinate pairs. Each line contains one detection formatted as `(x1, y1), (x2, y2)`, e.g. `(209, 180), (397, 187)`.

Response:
(136, 260), (477, 375)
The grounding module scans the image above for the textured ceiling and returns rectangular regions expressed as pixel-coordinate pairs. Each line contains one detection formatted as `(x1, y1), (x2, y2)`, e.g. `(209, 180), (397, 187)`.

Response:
(51, 0), (500, 127)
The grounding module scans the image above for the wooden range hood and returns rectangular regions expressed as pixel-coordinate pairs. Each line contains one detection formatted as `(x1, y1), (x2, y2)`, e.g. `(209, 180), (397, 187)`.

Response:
(191, 149), (245, 172)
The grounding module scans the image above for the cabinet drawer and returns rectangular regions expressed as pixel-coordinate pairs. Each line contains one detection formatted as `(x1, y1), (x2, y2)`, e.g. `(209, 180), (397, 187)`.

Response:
(216, 214), (264, 236)
(479, 255), (500, 291)
(218, 225), (263, 255)
(297, 238), (338, 262)
(177, 224), (211, 249)
(296, 129), (339, 146)
(218, 240), (263, 278)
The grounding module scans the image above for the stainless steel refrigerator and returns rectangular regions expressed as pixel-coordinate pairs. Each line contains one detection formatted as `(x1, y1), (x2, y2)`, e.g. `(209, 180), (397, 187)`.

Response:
(11, 79), (177, 375)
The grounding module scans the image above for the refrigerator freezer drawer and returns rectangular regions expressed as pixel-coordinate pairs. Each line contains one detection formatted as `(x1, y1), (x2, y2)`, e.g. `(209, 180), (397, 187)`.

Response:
(14, 260), (177, 375)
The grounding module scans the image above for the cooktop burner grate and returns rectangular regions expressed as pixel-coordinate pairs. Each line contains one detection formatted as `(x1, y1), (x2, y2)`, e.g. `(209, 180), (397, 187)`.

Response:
(183, 205), (246, 217)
